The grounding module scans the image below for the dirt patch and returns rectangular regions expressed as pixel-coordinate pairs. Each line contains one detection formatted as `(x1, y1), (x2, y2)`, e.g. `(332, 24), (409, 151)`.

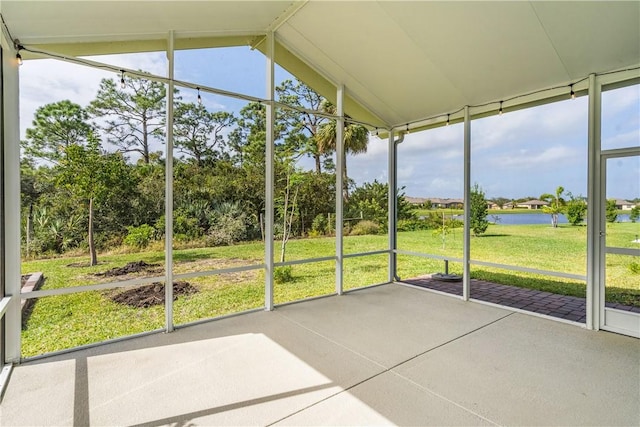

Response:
(110, 281), (198, 308)
(95, 261), (160, 277)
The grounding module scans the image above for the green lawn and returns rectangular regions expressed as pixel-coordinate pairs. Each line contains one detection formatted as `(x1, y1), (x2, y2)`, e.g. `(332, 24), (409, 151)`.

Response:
(20, 222), (639, 357)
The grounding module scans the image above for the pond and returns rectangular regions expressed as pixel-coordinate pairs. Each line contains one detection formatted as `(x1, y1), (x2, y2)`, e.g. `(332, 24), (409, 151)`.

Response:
(485, 212), (632, 225)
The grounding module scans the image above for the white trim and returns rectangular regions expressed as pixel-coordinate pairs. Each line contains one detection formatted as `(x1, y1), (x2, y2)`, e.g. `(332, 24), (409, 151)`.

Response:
(343, 250), (390, 259)
(0, 296), (10, 317)
(2, 41), (21, 363)
(462, 105), (471, 301)
(274, 256), (336, 267)
(0, 363), (13, 403)
(175, 264), (265, 281)
(335, 84), (344, 295)
(605, 247), (640, 257)
(164, 30), (175, 333)
(22, 276), (162, 299)
(264, 31), (275, 311)
(469, 259), (586, 281)
(388, 130), (397, 282)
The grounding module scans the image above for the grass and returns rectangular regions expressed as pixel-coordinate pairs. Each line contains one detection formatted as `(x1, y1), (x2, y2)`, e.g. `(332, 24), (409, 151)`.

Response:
(20, 222), (639, 357)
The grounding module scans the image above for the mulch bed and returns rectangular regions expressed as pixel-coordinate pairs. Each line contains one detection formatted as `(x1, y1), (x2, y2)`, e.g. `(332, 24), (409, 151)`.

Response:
(95, 261), (160, 277)
(110, 281), (198, 308)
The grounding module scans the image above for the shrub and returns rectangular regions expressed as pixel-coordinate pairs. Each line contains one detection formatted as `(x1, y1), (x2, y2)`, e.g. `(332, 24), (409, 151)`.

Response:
(606, 199), (618, 223)
(630, 206), (639, 223)
(311, 213), (329, 235)
(124, 224), (155, 249)
(566, 195), (587, 226)
(274, 266), (294, 284)
(350, 220), (380, 236)
(629, 261), (640, 275)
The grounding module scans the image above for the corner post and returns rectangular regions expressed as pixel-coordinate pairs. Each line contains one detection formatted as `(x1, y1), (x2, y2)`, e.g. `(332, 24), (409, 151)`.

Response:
(335, 85), (344, 295)
(462, 106), (471, 301)
(265, 32), (275, 310)
(388, 130), (397, 282)
(164, 30), (175, 332)
(586, 73), (602, 330)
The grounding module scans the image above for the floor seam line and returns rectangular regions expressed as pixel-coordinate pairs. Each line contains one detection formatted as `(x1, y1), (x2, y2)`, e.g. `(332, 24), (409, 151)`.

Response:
(273, 310), (387, 370)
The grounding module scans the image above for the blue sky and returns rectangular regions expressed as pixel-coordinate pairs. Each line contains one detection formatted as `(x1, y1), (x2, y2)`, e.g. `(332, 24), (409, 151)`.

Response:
(19, 47), (640, 200)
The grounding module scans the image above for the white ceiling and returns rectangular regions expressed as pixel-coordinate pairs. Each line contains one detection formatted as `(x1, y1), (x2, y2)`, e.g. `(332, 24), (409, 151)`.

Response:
(2, 1), (639, 129)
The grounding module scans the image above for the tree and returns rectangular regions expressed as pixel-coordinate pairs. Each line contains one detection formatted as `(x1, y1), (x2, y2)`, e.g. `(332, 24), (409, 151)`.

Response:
(173, 102), (235, 167)
(88, 73), (166, 164)
(22, 100), (94, 164)
(276, 79), (327, 173)
(470, 183), (489, 236)
(630, 206), (640, 223)
(57, 140), (133, 265)
(315, 100), (369, 200)
(540, 186), (566, 228)
(565, 193), (587, 226)
(606, 199), (618, 223)
(346, 180), (415, 231)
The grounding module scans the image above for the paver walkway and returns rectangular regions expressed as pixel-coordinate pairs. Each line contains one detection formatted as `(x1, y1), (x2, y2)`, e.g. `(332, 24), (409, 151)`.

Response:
(402, 275), (640, 323)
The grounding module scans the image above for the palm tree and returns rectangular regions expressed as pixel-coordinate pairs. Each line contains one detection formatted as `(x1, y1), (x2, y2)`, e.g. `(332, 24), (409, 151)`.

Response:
(315, 100), (369, 200)
(540, 186), (566, 228)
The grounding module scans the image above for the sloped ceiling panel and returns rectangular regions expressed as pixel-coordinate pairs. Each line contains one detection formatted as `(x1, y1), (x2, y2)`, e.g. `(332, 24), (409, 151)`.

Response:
(1, 1), (638, 128)
(2, 1), (292, 43)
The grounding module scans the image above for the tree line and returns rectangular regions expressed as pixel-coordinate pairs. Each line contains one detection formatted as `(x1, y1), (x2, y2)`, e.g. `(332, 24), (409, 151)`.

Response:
(21, 75), (419, 264)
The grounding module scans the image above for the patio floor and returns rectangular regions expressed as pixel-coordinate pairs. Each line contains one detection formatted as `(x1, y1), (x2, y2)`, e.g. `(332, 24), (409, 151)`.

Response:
(402, 275), (640, 324)
(0, 283), (638, 426)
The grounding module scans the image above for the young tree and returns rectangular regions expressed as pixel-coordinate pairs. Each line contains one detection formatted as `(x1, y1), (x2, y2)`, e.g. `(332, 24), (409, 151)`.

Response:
(88, 73), (166, 164)
(606, 199), (618, 223)
(470, 183), (489, 236)
(173, 102), (235, 167)
(57, 140), (133, 265)
(22, 100), (94, 164)
(541, 186), (566, 228)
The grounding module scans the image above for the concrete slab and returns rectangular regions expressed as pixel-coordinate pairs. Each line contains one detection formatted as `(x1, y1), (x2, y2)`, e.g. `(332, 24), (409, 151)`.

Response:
(275, 371), (495, 426)
(1, 284), (637, 426)
(276, 284), (511, 367)
(0, 309), (383, 426)
(395, 313), (640, 426)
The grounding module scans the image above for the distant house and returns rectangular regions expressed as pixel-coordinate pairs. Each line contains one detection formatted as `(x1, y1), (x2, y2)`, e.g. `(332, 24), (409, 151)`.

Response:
(614, 199), (636, 210)
(517, 199), (549, 210)
(405, 197), (428, 205)
(429, 198), (463, 209)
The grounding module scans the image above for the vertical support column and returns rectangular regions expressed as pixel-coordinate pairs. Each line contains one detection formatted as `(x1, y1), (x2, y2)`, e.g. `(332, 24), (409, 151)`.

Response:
(462, 106), (471, 301)
(388, 130), (397, 282)
(164, 30), (175, 332)
(335, 85), (344, 295)
(2, 41), (21, 362)
(264, 32), (275, 310)
(586, 73), (602, 330)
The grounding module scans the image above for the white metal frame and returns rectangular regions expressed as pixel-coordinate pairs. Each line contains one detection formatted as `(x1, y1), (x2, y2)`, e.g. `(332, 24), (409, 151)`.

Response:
(599, 146), (640, 337)
(3, 36), (640, 363)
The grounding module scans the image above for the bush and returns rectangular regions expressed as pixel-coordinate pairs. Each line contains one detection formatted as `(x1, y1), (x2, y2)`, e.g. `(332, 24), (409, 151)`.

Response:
(566, 197), (587, 225)
(606, 199), (618, 223)
(206, 215), (246, 246)
(311, 213), (329, 235)
(350, 220), (380, 236)
(124, 224), (155, 249)
(629, 261), (640, 275)
(630, 206), (639, 223)
(274, 266), (294, 284)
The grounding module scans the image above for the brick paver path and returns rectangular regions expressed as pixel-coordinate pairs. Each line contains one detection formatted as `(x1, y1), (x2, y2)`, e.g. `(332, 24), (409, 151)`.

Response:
(402, 275), (640, 323)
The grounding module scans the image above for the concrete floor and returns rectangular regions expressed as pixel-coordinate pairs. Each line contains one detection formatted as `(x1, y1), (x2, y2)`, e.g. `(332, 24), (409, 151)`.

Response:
(1, 284), (638, 426)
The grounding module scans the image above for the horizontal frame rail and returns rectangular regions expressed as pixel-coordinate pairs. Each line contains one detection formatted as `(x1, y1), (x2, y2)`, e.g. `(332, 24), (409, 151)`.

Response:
(0, 296), (11, 318)
(395, 250), (586, 281)
(274, 256), (336, 267)
(605, 247), (640, 257)
(343, 250), (390, 259)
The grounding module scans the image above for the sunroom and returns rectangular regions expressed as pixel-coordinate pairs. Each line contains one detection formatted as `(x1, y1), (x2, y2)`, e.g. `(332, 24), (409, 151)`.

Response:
(0, 1), (638, 425)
